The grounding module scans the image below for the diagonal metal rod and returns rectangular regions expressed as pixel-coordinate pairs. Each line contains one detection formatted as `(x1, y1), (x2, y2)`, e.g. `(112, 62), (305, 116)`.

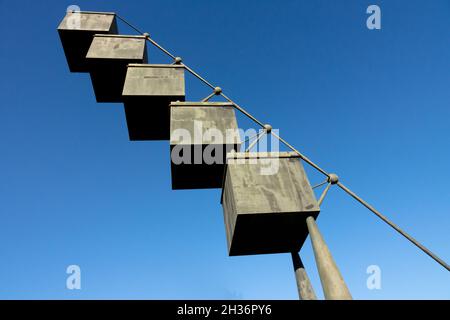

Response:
(183, 64), (216, 90)
(318, 183), (332, 206)
(116, 14), (144, 35)
(337, 182), (450, 272)
(201, 91), (216, 102)
(270, 131), (329, 177)
(116, 14), (267, 129)
(146, 37), (177, 60)
(242, 132), (261, 145)
(312, 179), (328, 190)
(220, 93), (265, 128)
(245, 131), (266, 152)
(112, 12), (450, 273)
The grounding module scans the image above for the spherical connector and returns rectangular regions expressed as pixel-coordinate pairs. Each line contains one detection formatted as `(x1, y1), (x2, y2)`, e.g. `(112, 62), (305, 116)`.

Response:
(264, 124), (272, 133)
(328, 173), (339, 185)
(143, 32), (150, 39)
(214, 87), (222, 95)
(174, 57), (183, 64)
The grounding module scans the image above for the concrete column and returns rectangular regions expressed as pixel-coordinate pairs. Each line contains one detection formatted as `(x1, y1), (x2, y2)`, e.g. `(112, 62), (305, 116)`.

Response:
(291, 252), (317, 300)
(306, 216), (352, 300)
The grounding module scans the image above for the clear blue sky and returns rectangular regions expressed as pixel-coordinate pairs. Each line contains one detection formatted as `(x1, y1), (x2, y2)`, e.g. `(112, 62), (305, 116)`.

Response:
(0, 0), (449, 299)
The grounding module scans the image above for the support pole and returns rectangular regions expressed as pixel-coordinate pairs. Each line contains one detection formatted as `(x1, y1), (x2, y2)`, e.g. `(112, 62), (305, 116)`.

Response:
(291, 252), (317, 300)
(306, 216), (352, 300)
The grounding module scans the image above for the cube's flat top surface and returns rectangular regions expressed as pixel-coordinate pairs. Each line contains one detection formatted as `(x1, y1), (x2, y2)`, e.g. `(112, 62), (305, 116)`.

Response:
(127, 64), (185, 68)
(93, 34), (146, 39)
(170, 101), (234, 107)
(122, 65), (185, 96)
(225, 156), (319, 214)
(70, 11), (116, 15)
(227, 151), (300, 160)
(58, 12), (115, 32)
(86, 36), (146, 60)
(170, 106), (241, 145)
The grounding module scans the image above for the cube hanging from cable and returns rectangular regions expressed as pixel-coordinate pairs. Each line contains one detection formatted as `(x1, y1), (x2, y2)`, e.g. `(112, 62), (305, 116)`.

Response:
(122, 64), (186, 140)
(86, 35), (148, 103)
(170, 102), (241, 190)
(57, 11), (118, 73)
(221, 152), (320, 256)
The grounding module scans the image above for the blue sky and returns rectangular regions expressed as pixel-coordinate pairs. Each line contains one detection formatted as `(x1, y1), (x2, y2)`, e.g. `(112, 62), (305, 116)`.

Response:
(0, 0), (449, 299)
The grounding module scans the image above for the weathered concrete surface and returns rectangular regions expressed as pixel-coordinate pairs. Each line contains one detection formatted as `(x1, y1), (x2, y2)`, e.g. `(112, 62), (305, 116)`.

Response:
(222, 152), (320, 256)
(86, 35), (147, 102)
(86, 35), (147, 60)
(170, 102), (241, 189)
(57, 12), (117, 72)
(58, 11), (116, 31)
(122, 65), (185, 140)
(291, 252), (317, 300)
(306, 216), (352, 300)
(170, 102), (240, 145)
(123, 64), (185, 96)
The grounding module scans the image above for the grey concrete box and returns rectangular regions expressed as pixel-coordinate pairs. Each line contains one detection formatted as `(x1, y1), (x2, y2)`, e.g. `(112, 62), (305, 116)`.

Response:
(86, 35), (148, 103)
(57, 11), (118, 72)
(170, 102), (241, 190)
(122, 64), (186, 140)
(221, 152), (320, 256)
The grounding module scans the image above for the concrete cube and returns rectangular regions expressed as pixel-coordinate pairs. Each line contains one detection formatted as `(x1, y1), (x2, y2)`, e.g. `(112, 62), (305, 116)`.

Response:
(57, 11), (118, 72)
(86, 35), (148, 103)
(122, 64), (186, 140)
(221, 152), (320, 256)
(170, 102), (241, 189)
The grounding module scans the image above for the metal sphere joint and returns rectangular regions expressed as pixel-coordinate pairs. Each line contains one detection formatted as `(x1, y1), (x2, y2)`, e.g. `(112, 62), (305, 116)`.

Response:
(214, 87), (222, 95)
(328, 173), (339, 185)
(143, 32), (150, 38)
(264, 124), (272, 133)
(174, 57), (183, 64)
